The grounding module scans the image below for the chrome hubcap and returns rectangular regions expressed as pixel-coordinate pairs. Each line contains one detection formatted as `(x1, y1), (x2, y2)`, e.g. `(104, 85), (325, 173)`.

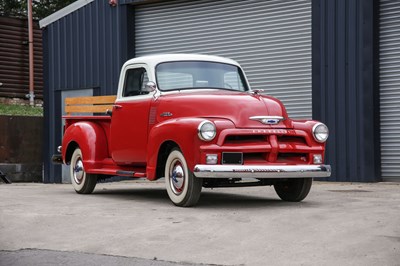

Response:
(73, 159), (84, 184)
(170, 160), (185, 195)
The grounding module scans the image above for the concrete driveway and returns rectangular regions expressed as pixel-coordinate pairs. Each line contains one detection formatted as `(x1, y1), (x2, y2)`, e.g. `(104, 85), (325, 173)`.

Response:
(0, 181), (399, 266)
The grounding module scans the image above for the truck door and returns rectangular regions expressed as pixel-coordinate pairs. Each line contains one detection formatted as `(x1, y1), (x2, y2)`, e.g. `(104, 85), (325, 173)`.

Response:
(110, 64), (152, 165)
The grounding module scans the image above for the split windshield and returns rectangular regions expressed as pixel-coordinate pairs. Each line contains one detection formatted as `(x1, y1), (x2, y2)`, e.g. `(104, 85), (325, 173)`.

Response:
(155, 61), (249, 92)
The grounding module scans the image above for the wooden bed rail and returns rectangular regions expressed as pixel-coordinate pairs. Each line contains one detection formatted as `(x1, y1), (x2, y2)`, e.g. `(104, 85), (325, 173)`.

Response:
(65, 95), (117, 115)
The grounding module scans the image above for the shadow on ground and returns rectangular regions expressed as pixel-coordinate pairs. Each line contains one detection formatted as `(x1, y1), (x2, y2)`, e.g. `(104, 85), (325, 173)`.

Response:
(78, 186), (320, 209)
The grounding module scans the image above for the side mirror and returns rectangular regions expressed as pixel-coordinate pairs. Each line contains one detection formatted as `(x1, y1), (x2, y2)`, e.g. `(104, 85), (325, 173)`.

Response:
(143, 81), (157, 93)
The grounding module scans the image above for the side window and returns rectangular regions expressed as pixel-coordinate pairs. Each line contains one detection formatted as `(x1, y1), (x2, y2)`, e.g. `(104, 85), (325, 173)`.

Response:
(123, 67), (149, 97)
(141, 71), (149, 91)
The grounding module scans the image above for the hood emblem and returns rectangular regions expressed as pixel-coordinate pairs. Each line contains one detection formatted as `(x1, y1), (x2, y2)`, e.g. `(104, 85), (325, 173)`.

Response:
(160, 112), (173, 117)
(250, 116), (284, 125)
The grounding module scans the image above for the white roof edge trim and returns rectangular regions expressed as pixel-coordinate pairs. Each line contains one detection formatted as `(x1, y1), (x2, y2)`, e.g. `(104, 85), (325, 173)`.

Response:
(123, 54), (241, 68)
(39, 0), (94, 28)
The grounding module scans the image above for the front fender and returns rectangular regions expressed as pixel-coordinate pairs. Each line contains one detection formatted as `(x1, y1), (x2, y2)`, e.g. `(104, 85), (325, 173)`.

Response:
(146, 118), (207, 180)
(146, 118), (235, 180)
(292, 120), (328, 147)
(62, 121), (108, 170)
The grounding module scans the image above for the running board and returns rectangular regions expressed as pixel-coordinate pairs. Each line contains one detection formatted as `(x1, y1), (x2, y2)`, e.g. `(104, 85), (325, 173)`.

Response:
(88, 168), (146, 178)
(116, 170), (146, 178)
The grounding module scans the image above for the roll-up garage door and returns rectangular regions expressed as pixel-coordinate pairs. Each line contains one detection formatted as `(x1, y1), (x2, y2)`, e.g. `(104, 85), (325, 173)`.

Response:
(379, 0), (400, 181)
(135, 0), (312, 119)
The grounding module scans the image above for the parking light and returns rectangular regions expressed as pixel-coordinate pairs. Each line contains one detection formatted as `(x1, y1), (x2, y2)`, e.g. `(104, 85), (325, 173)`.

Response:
(206, 154), (218, 165)
(313, 154), (323, 164)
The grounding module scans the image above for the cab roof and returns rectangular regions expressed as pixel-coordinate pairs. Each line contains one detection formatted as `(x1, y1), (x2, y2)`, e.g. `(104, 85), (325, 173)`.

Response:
(122, 54), (241, 69)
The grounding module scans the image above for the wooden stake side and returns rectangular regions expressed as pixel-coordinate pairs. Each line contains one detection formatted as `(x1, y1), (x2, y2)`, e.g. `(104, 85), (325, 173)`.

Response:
(65, 95), (116, 115)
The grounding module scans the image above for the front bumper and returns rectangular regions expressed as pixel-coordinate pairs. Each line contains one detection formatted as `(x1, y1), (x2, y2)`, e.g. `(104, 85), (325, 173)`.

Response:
(193, 164), (331, 179)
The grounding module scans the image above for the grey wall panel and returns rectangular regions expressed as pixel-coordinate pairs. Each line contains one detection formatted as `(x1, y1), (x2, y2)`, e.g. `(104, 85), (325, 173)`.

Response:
(60, 88), (94, 184)
(135, 0), (312, 119)
(379, 0), (400, 181)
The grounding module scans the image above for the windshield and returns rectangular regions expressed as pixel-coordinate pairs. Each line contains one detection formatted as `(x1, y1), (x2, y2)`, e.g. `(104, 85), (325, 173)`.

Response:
(155, 61), (249, 92)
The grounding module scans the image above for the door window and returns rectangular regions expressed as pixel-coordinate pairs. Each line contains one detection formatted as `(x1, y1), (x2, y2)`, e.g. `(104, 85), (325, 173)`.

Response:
(123, 67), (149, 97)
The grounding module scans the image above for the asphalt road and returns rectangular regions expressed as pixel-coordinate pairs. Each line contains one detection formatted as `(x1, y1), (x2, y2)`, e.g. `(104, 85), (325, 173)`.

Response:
(0, 181), (399, 266)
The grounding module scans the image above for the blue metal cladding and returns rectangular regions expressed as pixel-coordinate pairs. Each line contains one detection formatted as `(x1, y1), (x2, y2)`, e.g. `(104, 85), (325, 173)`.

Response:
(312, 0), (380, 182)
(43, 1), (134, 183)
(119, 0), (150, 4)
(45, 2), (125, 94)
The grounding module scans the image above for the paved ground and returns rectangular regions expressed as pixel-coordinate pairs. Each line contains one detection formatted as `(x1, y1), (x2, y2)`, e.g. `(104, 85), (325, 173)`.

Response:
(0, 181), (399, 266)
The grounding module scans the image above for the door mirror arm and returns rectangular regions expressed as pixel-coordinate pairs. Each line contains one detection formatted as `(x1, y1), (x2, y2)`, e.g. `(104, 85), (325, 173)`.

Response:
(143, 81), (157, 93)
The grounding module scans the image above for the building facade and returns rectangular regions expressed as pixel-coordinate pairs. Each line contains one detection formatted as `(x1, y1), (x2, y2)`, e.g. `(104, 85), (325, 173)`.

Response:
(0, 16), (43, 101)
(40, 0), (399, 183)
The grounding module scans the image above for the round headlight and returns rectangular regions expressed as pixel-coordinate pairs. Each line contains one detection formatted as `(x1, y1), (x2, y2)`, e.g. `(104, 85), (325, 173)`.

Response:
(198, 121), (216, 141)
(312, 123), (329, 143)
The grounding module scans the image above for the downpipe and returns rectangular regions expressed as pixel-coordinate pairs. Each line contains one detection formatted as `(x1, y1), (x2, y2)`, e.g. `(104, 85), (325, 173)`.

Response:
(27, 0), (35, 106)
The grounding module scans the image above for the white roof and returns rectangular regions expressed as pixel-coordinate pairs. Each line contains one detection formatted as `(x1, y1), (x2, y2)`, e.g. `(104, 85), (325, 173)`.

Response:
(39, 0), (94, 28)
(123, 54), (241, 68)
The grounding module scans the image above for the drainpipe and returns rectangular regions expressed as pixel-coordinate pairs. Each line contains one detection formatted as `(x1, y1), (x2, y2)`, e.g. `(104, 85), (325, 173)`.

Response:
(27, 0), (35, 106)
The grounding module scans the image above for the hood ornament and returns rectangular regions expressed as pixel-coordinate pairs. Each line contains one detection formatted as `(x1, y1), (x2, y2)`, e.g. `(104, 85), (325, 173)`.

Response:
(250, 116), (284, 125)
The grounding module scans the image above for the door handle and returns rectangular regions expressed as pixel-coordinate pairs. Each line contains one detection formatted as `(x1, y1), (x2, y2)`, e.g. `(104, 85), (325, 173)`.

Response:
(113, 105), (122, 109)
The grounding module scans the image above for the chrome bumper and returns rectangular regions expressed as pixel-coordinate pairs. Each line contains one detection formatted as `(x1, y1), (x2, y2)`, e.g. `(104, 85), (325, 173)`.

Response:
(193, 164), (331, 179)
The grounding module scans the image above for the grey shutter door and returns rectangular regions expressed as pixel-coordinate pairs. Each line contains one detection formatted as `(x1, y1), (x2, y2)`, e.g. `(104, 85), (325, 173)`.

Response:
(379, 0), (400, 181)
(135, 0), (312, 119)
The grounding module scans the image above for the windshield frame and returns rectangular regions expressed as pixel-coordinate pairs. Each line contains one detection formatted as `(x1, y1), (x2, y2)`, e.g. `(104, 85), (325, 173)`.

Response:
(155, 60), (250, 92)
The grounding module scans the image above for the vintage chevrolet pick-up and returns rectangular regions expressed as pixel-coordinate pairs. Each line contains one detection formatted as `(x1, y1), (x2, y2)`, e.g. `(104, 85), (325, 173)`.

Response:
(53, 54), (331, 207)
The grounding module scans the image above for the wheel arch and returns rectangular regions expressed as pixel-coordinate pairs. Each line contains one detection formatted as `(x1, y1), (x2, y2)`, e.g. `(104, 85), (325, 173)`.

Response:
(64, 141), (79, 164)
(155, 140), (180, 180)
(62, 121), (109, 170)
(146, 118), (205, 180)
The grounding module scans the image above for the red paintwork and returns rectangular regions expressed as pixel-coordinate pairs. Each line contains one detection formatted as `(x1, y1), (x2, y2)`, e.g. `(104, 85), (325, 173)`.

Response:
(62, 90), (326, 180)
(110, 98), (152, 165)
(155, 91), (292, 128)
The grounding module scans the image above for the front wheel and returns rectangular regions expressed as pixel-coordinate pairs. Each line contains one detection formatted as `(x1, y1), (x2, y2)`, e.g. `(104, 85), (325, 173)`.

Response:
(274, 178), (312, 202)
(70, 148), (98, 194)
(165, 148), (202, 207)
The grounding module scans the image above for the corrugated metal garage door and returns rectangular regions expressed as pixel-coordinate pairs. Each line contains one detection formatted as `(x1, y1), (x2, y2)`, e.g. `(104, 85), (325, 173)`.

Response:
(379, 0), (400, 181)
(135, 0), (311, 119)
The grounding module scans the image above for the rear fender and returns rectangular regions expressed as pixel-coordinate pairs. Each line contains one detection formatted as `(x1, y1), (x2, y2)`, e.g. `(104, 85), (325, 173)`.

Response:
(62, 121), (108, 170)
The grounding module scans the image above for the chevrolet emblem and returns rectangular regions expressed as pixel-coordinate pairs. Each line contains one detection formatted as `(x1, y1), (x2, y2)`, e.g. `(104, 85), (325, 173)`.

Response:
(250, 116), (284, 125)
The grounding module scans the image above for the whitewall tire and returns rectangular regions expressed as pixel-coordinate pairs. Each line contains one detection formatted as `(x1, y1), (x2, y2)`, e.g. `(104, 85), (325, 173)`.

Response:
(165, 148), (202, 207)
(70, 148), (97, 194)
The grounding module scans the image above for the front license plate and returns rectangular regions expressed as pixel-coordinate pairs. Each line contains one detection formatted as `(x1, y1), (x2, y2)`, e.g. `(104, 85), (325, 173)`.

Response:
(222, 152), (243, 165)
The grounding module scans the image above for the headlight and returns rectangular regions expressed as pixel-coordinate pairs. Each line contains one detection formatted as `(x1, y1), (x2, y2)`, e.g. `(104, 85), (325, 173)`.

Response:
(312, 123), (329, 143)
(198, 120), (216, 141)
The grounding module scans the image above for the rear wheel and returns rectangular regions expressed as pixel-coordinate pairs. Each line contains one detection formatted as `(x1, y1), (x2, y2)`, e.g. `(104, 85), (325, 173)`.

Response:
(165, 148), (202, 207)
(274, 178), (312, 202)
(70, 148), (98, 194)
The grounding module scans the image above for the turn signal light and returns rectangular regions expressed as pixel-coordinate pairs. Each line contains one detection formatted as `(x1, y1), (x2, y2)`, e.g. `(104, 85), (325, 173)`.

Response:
(206, 154), (218, 165)
(313, 154), (322, 164)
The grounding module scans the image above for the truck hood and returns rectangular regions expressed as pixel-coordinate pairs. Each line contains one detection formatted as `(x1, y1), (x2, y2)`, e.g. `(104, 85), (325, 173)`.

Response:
(155, 90), (292, 128)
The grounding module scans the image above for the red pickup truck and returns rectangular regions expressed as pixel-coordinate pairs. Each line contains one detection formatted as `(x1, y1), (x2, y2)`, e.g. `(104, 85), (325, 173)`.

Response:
(53, 54), (331, 207)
